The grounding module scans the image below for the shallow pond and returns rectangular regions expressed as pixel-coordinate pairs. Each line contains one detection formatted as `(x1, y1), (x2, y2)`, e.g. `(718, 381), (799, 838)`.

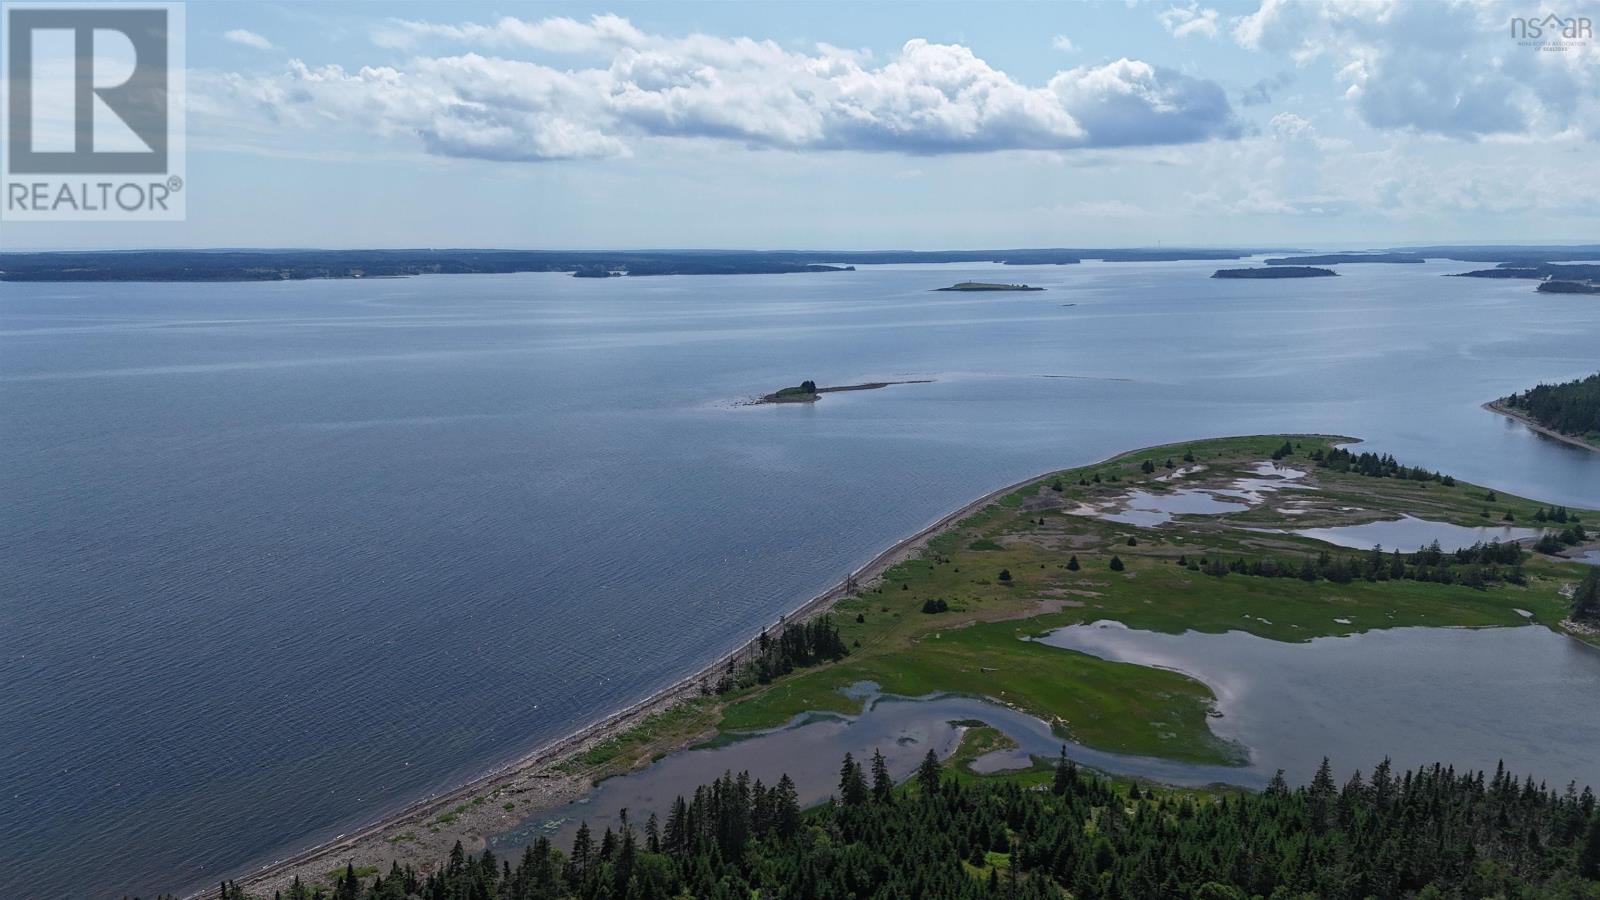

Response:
(1095, 488), (1251, 526)
(1271, 514), (1546, 552)
(1038, 622), (1600, 789)
(490, 685), (1253, 853)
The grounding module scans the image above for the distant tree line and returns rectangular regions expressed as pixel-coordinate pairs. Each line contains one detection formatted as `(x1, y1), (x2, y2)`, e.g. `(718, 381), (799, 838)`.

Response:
(1503, 373), (1600, 438)
(1312, 448), (1456, 485)
(1180, 539), (1527, 589)
(180, 749), (1600, 900)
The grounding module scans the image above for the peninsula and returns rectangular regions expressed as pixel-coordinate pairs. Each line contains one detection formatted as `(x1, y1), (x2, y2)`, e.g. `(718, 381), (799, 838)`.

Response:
(1489, 373), (1600, 451)
(214, 433), (1598, 899)
(1212, 266), (1337, 279)
(1537, 280), (1600, 294)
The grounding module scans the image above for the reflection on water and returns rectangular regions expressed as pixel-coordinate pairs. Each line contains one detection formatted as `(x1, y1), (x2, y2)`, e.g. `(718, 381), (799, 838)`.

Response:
(1097, 488), (1251, 526)
(1038, 621), (1600, 790)
(491, 685), (1255, 854)
(968, 747), (1034, 774)
(1272, 514), (1546, 552)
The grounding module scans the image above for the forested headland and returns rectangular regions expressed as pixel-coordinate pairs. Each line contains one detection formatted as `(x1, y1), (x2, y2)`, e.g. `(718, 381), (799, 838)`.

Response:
(185, 750), (1600, 900)
(1496, 373), (1600, 449)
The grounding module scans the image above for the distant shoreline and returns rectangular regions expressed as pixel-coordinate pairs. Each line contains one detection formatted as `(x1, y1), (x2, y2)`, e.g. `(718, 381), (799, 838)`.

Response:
(1483, 400), (1600, 453)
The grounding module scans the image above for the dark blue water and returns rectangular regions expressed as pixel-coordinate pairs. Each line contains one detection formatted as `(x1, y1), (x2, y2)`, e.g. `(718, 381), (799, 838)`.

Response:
(3, 259), (1598, 898)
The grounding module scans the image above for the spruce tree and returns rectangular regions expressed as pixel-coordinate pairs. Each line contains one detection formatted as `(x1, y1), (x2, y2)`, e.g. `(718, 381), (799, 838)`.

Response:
(839, 753), (868, 806)
(916, 749), (942, 797)
(871, 748), (893, 803)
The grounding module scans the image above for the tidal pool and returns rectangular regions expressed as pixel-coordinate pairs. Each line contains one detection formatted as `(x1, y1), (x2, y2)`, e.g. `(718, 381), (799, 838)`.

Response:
(1093, 488), (1251, 526)
(1271, 514), (1546, 552)
(1038, 621), (1600, 790)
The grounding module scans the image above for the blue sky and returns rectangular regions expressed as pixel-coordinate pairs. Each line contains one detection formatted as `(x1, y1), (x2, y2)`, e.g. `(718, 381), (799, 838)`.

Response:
(5, 0), (1599, 249)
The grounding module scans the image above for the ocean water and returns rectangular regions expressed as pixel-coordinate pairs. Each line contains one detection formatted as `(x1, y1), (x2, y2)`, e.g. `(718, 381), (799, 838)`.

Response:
(3, 259), (1598, 898)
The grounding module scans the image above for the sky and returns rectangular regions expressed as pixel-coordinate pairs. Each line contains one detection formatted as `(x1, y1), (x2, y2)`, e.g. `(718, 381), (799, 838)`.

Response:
(3, 0), (1599, 250)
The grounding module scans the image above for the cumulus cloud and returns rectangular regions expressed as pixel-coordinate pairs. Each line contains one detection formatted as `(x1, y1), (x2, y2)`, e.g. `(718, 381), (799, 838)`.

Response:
(1052, 34), (1077, 52)
(1231, 0), (1600, 140)
(223, 29), (275, 51)
(1158, 3), (1221, 38)
(205, 15), (1239, 162)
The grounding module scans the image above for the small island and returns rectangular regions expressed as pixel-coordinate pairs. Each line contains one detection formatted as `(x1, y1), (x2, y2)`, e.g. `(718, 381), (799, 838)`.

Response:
(1489, 372), (1600, 451)
(755, 378), (933, 404)
(1537, 280), (1600, 294)
(1212, 266), (1338, 279)
(934, 281), (1044, 292)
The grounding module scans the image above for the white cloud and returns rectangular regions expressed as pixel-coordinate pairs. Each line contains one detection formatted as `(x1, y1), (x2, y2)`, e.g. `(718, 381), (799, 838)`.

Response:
(223, 29), (275, 51)
(206, 17), (1240, 162)
(1159, 3), (1221, 38)
(1231, 0), (1600, 140)
(1052, 34), (1077, 52)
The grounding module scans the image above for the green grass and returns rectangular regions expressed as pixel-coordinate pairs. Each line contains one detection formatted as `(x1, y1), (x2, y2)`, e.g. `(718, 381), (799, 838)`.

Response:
(716, 434), (1597, 767)
(557, 698), (719, 777)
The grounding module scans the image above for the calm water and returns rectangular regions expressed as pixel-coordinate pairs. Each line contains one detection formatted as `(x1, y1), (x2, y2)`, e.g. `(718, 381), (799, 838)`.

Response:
(495, 619), (1600, 851)
(490, 684), (1257, 853)
(1038, 622), (1600, 788)
(3, 259), (1599, 898)
(1270, 514), (1548, 552)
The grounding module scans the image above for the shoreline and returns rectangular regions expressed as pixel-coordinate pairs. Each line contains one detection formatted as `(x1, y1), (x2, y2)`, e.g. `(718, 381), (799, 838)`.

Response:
(212, 461), (1069, 898)
(1483, 400), (1599, 453)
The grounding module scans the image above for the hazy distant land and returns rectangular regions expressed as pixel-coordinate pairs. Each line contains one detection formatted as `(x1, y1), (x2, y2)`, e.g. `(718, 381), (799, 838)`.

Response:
(934, 281), (1044, 292)
(1212, 266), (1338, 279)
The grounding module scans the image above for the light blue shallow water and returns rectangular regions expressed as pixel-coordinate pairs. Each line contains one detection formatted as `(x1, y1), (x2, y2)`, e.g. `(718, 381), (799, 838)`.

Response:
(3, 259), (1598, 898)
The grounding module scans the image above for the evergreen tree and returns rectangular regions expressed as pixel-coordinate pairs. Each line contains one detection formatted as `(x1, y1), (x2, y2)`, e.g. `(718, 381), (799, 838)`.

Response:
(1573, 570), (1600, 623)
(916, 749), (943, 796)
(838, 753), (868, 806)
(870, 748), (893, 803)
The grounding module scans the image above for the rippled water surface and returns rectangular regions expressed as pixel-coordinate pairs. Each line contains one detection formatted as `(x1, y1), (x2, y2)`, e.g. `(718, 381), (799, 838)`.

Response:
(4, 260), (1599, 897)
